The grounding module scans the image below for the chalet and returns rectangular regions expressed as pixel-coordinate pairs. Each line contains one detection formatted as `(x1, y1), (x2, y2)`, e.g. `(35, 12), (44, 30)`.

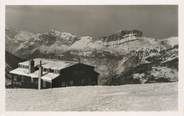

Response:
(9, 58), (99, 89)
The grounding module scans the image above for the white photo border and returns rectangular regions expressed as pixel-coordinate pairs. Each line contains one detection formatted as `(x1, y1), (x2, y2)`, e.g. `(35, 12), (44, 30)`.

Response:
(0, 0), (183, 116)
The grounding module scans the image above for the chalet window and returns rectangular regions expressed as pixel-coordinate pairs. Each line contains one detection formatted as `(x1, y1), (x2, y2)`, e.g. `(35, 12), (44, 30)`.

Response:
(61, 82), (66, 87)
(17, 76), (22, 81)
(49, 69), (54, 73)
(14, 75), (17, 81)
(21, 65), (28, 69)
(81, 79), (85, 85)
(54, 70), (60, 74)
(69, 80), (74, 86)
(44, 68), (50, 72)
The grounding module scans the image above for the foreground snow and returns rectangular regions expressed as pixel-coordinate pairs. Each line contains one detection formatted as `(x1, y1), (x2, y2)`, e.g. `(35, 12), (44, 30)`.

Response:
(6, 82), (177, 111)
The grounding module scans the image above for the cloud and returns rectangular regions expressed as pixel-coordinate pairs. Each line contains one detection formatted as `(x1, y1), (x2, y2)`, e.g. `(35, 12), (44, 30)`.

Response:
(6, 5), (178, 38)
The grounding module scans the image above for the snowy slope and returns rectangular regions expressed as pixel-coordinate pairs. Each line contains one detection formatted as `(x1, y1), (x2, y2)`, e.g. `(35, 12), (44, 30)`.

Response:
(69, 36), (104, 51)
(6, 82), (177, 111)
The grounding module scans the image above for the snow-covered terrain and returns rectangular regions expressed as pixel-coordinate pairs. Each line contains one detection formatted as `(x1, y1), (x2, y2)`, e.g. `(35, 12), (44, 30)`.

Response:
(70, 36), (104, 51)
(6, 82), (177, 111)
(5, 29), (78, 58)
(5, 28), (178, 59)
(5, 29), (178, 111)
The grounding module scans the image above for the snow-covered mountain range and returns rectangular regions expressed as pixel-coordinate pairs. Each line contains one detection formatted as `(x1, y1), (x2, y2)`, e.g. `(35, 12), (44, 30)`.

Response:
(5, 28), (178, 85)
(6, 28), (178, 59)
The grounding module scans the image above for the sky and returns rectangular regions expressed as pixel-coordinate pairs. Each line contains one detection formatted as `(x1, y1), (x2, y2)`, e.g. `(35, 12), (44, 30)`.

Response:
(6, 5), (178, 38)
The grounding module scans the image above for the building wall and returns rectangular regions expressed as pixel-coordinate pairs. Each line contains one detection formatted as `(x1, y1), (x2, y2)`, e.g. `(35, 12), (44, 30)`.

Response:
(52, 63), (99, 87)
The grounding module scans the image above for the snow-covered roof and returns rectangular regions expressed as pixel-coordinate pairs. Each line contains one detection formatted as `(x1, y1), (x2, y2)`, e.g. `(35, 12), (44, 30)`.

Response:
(19, 58), (77, 70)
(10, 67), (59, 81)
(10, 68), (30, 77)
(29, 70), (47, 78)
(41, 73), (59, 82)
(10, 68), (47, 78)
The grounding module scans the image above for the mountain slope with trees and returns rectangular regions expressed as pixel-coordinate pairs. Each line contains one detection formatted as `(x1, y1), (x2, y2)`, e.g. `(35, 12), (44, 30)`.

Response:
(5, 28), (178, 85)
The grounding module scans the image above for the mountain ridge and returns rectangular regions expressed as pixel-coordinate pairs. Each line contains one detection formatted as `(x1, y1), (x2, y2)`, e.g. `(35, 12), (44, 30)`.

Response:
(5, 28), (178, 85)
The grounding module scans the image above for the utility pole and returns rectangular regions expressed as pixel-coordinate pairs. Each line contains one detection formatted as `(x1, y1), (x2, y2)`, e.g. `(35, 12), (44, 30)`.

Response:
(38, 60), (42, 90)
(38, 73), (41, 90)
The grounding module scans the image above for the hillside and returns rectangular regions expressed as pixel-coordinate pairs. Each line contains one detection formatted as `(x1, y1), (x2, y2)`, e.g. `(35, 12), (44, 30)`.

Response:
(6, 82), (177, 111)
(5, 28), (178, 85)
(5, 51), (24, 87)
(5, 51), (23, 70)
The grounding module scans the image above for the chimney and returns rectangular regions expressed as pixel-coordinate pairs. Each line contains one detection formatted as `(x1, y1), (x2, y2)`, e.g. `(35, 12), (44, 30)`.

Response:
(29, 59), (35, 73)
(38, 60), (43, 90)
